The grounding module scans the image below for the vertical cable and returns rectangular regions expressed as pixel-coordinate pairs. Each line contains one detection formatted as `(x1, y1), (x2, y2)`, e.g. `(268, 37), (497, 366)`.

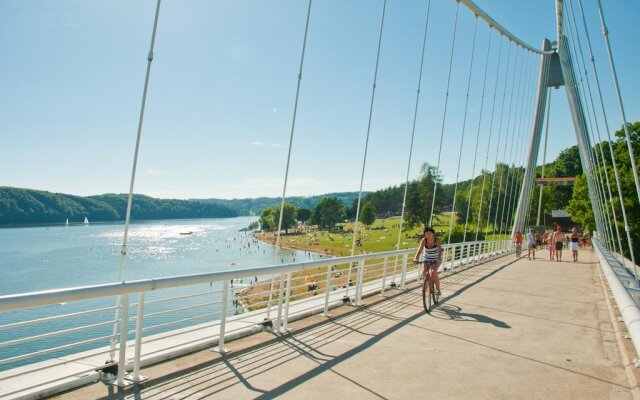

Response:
(501, 51), (529, 235)
(265, 0), (313, 324)
(536, 90), (552, 226)
(574, 0), (635, 270)
(109, 0), (162, 360)
(595, 0), (640, 210)
(566, 0), (615, 250)
(393, 0), (432, 281)
(462, 26), (492, 242)
(494, 46), (521, 235)
(429, 1), (461, 225)
(484, 41), (513, 234)
(345, 0), (387, 300)
(447, 16), (479, 245)
(576, 0), (627, 256)
(475, 37), (504, 240)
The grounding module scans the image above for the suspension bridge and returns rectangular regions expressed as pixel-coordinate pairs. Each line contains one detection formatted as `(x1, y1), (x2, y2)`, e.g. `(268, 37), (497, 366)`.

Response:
(1, 0), (639, 399)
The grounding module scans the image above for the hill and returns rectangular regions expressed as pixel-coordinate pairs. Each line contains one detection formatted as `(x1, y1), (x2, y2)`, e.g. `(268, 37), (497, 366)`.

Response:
(195, 192), (363, 216)
(0, 187), (238, 225)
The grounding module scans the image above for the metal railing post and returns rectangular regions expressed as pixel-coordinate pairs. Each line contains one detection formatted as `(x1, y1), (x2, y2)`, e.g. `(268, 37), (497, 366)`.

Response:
(465, 243), (471, 265)
(282, 272), (293, 332)
(323, 265), (332, 317)
(129, 292), (146, 383)
(381, 257), (388, 295)
(115, 294), (130, 387)
(275, 273), (286, 332)
(400, 254), (408, 290)
(355, 260), (365, 306)
(214, 281), (229, 353)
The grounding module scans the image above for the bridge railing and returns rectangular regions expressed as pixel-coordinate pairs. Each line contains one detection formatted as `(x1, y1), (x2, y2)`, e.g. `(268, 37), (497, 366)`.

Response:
(0, 239), (513, 399)
(592, 238), (640, 366)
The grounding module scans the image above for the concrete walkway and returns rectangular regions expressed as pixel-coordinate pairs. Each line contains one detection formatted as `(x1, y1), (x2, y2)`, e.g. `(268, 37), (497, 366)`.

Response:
(50, 249), (639, 400)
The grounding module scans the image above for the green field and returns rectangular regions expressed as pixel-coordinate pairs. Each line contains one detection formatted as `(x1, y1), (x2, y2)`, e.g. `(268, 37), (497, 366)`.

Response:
(258, 214), (505, 257)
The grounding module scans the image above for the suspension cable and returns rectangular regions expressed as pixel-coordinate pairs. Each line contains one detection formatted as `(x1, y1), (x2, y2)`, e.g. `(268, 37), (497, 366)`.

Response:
(392, 0), (432, 284)
(265, 0), (313, 324)
(462, 26), (493, 243)
(565, 5), (609, 244)
(447, 16), (479, 245)
(484, 41), (513, 235)
(475, 37), (504, 240)
(575, 0), (637, 273)
(110, 0), (163, 361)
(576, 0), (627, 256)
(595, 0), (640, 211)
(501, 50), (529, 235)
(562, 21), (605, 239)
(565, 0), (616, 251)
(536, 89), (552, 226)
(429, 1), (460, 226)
(509, 52), (537, 233)
(516, 54), (539, 229)
(345, 0), (387, 300)
(494, 47), (521, 235)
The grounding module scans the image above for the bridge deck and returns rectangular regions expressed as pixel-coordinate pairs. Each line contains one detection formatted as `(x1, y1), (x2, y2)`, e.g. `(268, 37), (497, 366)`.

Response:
(51, 249), (639, 400)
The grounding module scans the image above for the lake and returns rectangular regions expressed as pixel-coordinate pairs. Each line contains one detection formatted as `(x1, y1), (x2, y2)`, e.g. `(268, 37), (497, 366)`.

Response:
(0, 216), (317, 370)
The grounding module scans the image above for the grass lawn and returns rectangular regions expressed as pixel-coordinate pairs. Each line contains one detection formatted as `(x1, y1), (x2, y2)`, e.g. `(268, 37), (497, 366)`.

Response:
(240, 215), (505, 311)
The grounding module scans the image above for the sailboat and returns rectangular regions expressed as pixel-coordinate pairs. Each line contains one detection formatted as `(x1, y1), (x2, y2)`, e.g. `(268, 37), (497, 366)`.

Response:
(65, 218), (69, 227)
(83, 217), (89, 225)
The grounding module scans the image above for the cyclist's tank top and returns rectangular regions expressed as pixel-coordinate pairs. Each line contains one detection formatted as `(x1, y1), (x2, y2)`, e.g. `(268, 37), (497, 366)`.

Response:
(421, 241), (439, 263)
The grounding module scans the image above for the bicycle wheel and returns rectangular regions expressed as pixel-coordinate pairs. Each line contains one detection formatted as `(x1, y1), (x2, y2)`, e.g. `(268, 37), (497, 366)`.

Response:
(422, 276), (431, 313)
(432, 280), (439, 305)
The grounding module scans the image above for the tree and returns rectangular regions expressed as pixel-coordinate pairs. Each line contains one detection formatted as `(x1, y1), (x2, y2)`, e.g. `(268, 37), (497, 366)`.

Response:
(360, 202), (376, 228)
(272, 203), (297, 234)
(259, 208), (274, 231)
(310, 197), (345, 230)
(566, 174), (594, 231)
(296, 207), (311, 223)
(404, 163), (443, 228)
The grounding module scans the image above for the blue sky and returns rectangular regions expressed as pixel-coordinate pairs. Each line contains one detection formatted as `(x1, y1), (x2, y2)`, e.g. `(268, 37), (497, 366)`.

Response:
(0, 0), (638, 200)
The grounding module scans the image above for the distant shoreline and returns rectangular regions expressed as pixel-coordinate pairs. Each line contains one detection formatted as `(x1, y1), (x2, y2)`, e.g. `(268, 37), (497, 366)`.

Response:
(0, 215), (258, 229)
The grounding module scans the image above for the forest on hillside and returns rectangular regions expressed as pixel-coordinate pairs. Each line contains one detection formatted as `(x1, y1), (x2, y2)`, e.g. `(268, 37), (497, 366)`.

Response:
(0, 189), (238, 225)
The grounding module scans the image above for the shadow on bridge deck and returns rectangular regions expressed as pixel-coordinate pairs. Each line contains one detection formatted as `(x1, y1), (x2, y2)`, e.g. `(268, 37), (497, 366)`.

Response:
(50, 250), (638, 400)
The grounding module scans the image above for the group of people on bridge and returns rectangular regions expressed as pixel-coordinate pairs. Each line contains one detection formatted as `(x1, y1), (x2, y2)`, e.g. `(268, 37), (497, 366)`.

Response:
(514, 226), (587, 262)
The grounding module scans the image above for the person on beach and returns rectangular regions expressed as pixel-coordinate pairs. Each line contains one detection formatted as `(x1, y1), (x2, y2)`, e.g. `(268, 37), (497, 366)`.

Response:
(413, 227), (442, 296)
(553, 226), (566, 262)
(569, 227), (580, 262)
(526, 228), (536, 260)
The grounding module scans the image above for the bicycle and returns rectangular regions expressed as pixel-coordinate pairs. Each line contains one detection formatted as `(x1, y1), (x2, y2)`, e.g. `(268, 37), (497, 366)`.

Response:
(515, 242), (522, 258)
(421, 263), (439, 313)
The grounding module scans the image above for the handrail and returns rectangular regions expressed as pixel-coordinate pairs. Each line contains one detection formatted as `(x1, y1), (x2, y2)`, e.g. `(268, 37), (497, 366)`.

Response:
(0, 241), (497, 312)
(593, 239), (640, 364)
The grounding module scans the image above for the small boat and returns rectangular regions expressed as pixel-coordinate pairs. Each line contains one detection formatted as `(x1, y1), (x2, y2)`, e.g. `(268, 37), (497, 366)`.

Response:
(179, 231), (193, 235)
(65, 218), (69, 227)
(83, 217), (89, 225)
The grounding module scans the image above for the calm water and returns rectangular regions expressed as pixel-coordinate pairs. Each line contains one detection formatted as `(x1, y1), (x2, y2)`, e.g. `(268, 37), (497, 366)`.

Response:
(0, 217), (316, 370)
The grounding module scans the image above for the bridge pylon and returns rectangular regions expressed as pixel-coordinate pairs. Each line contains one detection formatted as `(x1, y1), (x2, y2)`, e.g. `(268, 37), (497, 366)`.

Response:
(511, 37), (603, 236)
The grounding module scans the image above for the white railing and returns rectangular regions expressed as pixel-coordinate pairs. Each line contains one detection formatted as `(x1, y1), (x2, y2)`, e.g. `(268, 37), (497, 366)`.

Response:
(0, 239), (513, 399)
(592, 238), (640, 366)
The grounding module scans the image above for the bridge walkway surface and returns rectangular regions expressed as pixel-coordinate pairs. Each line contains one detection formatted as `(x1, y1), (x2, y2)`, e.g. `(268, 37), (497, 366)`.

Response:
(49, 249), (640, 400)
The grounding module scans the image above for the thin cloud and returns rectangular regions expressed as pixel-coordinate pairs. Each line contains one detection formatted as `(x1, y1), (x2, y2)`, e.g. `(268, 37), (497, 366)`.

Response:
(146, 168), (166, 176)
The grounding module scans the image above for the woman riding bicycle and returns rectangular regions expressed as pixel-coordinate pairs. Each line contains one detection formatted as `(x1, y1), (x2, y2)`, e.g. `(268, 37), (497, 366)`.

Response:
(413, 226), (442, 296)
